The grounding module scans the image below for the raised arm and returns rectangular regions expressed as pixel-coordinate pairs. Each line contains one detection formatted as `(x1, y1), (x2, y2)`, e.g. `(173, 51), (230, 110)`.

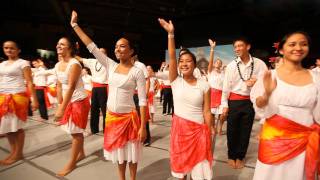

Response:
(207, 39), (216, 73)
(70, 11), (115, 70)
(158, 18), (178, 82)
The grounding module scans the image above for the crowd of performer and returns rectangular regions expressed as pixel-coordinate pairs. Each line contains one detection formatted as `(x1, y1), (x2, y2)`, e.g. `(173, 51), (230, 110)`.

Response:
(0, 10), (319, 180)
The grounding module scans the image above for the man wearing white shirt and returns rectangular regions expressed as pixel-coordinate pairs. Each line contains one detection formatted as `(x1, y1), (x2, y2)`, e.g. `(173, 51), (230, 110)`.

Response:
(78, 48), (108, 134)
(32, 59), (49, 120)
(221, 38), (267, 169)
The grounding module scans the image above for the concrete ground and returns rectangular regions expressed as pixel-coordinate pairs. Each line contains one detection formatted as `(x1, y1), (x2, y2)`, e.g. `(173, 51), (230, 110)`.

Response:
(0, 99), (260, 180)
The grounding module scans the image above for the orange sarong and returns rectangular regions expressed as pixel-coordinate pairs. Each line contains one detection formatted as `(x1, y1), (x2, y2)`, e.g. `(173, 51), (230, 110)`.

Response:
(59, 97), (90, 129)
(47, 86), (57, 97)
(170, 114), (213, 173)
(0, 93), (29, 122)
(210, 88), (222, 108)
(259, 114), (320, 180)
(104, 110), (141, 152)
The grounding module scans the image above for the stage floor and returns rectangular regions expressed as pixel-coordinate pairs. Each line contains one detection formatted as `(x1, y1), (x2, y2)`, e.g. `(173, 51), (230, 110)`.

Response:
(0, 99), (259, 180)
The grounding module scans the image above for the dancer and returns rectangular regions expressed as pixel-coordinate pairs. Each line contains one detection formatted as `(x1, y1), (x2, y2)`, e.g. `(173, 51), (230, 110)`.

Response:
(82, 67), (92, 98)
(71, 11), (146, 180)
(207, 39), (225, 135)
(312, 58), (320, 73)
(156, 63), (173, 115)
(31, 59), (49, 120)
(76, 48), (108, 134)
(54, 37), (90, 176)
(221, 37), (268, 169)
(251, 31), (320, 180)
(159, 18), (213, 180)
(146, 65), (159, 123)
(0, 40), (39, 165)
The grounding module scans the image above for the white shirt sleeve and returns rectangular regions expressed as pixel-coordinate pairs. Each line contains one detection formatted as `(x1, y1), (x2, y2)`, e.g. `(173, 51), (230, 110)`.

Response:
(155, 71), (169, 80)
(87, 42), (117, 72)
(136, 69), (147, 107)
(221, 64), (232, 108)
(312, 71), (320, 124)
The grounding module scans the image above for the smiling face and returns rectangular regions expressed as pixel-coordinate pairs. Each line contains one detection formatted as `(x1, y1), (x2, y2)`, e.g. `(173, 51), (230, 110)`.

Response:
(279, 33), (309, 63)
(233, 40), (250, 58)
(114, 38), (134, 62)
(178, 53), (195, 76)
(3, 41), (20, 59)
(56, 38), (72, 57)
(214, 59), (222, 69)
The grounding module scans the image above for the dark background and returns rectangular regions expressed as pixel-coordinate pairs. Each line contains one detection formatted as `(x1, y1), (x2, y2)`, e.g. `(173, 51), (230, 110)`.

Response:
(1, 0), (320, 69)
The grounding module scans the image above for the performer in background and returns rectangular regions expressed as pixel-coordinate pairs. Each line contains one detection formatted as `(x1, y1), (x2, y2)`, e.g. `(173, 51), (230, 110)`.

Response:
(207, 38), (225, 135)
(221, 37), (267, 169)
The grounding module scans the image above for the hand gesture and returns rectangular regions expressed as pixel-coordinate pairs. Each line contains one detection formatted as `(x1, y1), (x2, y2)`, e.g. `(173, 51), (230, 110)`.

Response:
(263, 70), (277, 97)
(221, 107), (229, 121)
(70, 10), (78, 26)
(54, 106), (64, 122)
(208, 39), (216, 49)
(245, 77), (257, 87)
(158, 18), (174, 34)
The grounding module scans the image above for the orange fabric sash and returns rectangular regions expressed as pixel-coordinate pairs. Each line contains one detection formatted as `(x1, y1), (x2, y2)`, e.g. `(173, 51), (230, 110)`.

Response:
(228, 92), (250, 100)
(148, 91), (154, 105)
(59, 97), (90, 129)
(47, 86), (57, 97)
(170, 114), (213, 173)
(210, 88), (222, 108)
(104, 110), (141, 151)
(0, 93), (29, 122)
(259, 114), (320, 180)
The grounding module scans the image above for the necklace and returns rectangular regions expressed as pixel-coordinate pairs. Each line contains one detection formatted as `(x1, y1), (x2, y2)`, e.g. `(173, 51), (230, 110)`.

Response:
(95, 61), (102, 72)
(236, 57), (254, 81)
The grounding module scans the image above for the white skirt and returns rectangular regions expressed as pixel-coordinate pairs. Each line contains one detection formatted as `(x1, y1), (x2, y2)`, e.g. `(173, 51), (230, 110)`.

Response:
(61, 118), (85, 134)
(149, 103), (156, 114)
(104, 141), (142, 164)
(0, 113), (25, 134)
(171, 160), (213, 180)
(253, 152), (306, 180)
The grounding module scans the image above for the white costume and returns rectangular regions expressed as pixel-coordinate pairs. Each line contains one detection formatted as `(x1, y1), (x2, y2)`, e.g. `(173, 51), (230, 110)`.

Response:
(208, 71), (224, 114)
(251, 70), (320, 180)
(87, 42), (147, 164)
(171, 76), (213, 180)
(55, 59), (88, 134)
(0, 59), (30, 134)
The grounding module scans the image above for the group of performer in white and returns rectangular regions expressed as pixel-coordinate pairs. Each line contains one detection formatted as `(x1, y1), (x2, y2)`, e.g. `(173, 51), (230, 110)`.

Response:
(0, 10), (319, 180)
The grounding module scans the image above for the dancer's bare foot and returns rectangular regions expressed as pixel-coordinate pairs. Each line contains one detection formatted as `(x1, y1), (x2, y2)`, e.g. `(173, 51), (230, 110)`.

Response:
(56, 164), (76, 177)
(235, 159), (245, 169)
(228, 159), (236, 169)
(0, 156), (24, 165)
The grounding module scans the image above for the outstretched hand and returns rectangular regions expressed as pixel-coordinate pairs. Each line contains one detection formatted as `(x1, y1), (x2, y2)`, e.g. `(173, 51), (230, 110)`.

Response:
(208, 39), (216, 49)
(263, 70), (277, 97)
(158, 18), (174, 34)
(70, 10), (78, 26)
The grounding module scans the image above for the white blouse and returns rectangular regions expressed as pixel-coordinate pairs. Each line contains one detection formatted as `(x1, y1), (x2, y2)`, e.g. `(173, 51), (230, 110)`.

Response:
(250, 70), (320, 125)
(54, 59), (87, 102)
(87, 42), (147, 113)
(0, 59), (30, 94)
(172, 77), (210, 123)
(208, 70), (224, 90)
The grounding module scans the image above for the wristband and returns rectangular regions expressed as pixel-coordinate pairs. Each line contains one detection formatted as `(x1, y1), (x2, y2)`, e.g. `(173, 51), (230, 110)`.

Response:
(168, 34), (174, 38)
(71, 23), (78, 28)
